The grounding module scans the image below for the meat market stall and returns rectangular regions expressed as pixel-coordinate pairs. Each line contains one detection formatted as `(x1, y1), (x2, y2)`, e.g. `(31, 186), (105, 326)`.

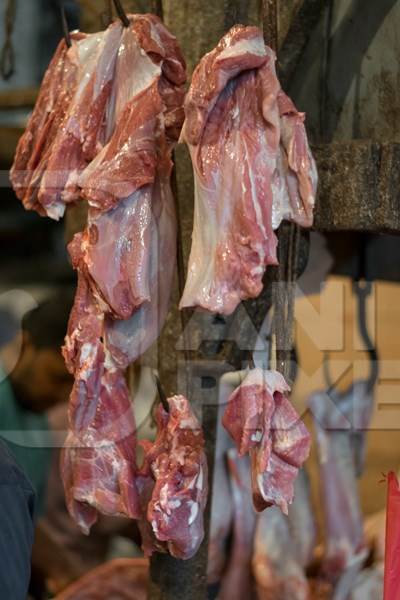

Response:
(2, 0), (400, 599)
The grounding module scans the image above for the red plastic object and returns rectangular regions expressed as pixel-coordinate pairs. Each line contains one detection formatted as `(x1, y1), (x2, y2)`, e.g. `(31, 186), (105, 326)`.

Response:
(384, 472), (400, 600)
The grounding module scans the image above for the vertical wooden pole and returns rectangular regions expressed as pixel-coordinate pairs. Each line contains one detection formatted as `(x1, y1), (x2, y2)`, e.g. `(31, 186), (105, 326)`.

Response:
(149, 2), (258, 599)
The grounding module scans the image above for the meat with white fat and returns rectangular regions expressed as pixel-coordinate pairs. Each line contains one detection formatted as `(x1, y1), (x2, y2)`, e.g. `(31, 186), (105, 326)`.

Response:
(179, 25), (317, 315)
(141, 395), (208, 560)
(222, 368), (311, 514)
(57, 15), (185, 535)
(10, 32), (84, 214)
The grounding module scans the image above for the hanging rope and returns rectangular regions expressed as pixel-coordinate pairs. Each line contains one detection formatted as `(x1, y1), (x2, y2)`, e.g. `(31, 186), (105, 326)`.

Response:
(0, 0), (17, 80)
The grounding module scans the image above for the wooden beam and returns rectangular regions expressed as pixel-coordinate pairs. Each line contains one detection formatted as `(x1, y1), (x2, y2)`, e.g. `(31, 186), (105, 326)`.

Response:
(278, 0), (326, 89)
(0, 87), (38, 109)
(313, 141), (400, 234)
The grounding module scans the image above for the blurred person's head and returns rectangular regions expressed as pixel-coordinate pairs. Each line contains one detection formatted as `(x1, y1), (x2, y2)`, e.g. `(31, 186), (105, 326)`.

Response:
(0, 308), (22, 377)
(9, 292), (73, 413)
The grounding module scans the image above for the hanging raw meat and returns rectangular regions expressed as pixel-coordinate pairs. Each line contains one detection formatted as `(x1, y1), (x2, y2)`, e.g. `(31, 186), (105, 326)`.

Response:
(222, 368), (311, 514)
(40, 23), (124, 219)
(219, 450), (257, 600)
(106, 178), (176, 368)
(138, 395), (208, 560)
(10, 32), (85, 214)
(57, 15), (186, 534)
(208, 398), (234, 585)
(252, 506), (310, 599)
(309, 389), (368, 597)
(179, 25), (317, 315)
(61, 270), (141, 534)
(287, 468), (317, 569)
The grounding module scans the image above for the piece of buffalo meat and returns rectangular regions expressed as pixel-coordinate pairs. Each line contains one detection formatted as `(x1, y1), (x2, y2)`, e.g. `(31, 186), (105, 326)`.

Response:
(219, 450), (256, 600)
(208, 393), (234, 585)
(61, 272), (140, 534)
(40, 23), (123, 219)
(222, 368), (311, 514)
(287, 468), (317, 569)
(79, 14), (185, 213)
(179, 25), (317, 315)
(58, 16), (185, 536)
(72, 13), (183, 339)
(253, 506), (309, 600)
(309, 389), (367, 597)
(9, 33), (84, 214)
(104, 174), (177, 367)
(140, 395), (208, 560)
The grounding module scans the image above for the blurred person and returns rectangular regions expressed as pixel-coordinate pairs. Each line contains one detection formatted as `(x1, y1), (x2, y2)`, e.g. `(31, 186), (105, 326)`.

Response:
(0, 437), (35, 600)
(0, 294), (144, 597)
(0, 294), (77, 598)
(0, 295), (73, 516)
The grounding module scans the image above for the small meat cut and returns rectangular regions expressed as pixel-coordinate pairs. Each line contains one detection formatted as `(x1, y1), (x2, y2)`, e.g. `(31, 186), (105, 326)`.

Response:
(179, 25), (317, 315)
(9, 32), (84, 215)
(253, 506), (310, 600)
(309, 388), (367, 595)
(138, 395), (208, 560)
(218, 450), (256, 600)
(223, 368), (311, 514)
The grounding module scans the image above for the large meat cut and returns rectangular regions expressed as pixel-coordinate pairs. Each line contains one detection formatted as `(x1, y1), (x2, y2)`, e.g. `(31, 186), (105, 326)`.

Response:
(10, 14), (186, 536)
(138, 395), (208, 560)
(179, 25), (317, 315)
(223, 368), (311, 514)
(60, 14), (185, 534)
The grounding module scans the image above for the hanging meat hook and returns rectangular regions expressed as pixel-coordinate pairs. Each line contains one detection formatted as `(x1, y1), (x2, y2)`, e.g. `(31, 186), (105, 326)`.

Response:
(0, 0), (17, 80)
(113, 0), (130, 28)
(354, 234), (378, 393)
(153, 373), (169, 413)
(323, 237), (378, 394)
(60, 3), (72, 48)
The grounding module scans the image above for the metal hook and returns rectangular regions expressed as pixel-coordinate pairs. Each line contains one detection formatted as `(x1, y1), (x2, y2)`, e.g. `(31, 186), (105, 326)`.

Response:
(323, 244), (378, 395)
(0, 0), (17, 80)
(153, 373), (169, 413)
(352, 235), (379, 393)
(248, 351), (255, 370)
(353, 279), (378, 394)
(112, 0), (130, 27)
(60, 3), (72, 48)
